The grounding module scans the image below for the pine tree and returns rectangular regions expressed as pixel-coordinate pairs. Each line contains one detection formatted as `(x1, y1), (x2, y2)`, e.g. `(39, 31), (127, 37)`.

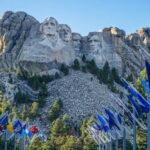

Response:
(51, 118), (68, 137)
(21, 104), (28, 121)
(12, 104), (19, 118)
(60, 136), (82, 150)
(83, 135), (97, 150)
(102, 61), (110, 83)
(82, 55), (86, 62)
(60, 64), (69, 75)
(30, 102), (39, 117)
(55, 72), (60, 79)
(72, 59), (80, 70)
(49, 100), (63, 121)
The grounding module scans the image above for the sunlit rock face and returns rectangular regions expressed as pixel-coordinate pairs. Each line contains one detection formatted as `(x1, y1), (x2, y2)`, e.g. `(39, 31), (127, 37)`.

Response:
(126, 33), (142, 50)
(18, 18), (75, 73)
(0, 11), (150, 77)
(137, 28), (150, 51)
(82, 30), (123, 74)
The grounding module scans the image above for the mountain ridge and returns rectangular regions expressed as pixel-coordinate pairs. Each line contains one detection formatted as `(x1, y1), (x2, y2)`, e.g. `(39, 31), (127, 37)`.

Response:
(0, 11), (150, 79)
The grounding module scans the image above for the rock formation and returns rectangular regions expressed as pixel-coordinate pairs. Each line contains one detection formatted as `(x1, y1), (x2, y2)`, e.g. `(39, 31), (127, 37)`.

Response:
(0, 11), (150, 77)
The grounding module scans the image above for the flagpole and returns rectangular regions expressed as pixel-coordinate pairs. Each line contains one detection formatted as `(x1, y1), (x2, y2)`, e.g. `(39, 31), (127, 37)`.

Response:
(133, 108), (136, 150)
(147, 92), (150, 150)
(116, 132), (118, 150)
(14, 133), (16, 150)
(105, 142), (108, 150)
(102, 142), (104, 150)
(123, 111), (126, 150)
(98, 134), (101, 150)
(110, 137), (112, 150)
(4, 129), (7, 150)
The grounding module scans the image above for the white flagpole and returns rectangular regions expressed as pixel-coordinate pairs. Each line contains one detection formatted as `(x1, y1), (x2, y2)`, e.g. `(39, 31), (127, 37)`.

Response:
(4, 129), (8, 150)
(133, 107), (136, 150)
(14, 133), (16, 150)
(147, 92), (150, 150)
(123, 111), (126, 150)
(116, 132), (118, 150)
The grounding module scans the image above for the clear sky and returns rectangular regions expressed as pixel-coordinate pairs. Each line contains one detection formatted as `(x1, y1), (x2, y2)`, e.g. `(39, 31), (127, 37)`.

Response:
(0, 0), (150, 36)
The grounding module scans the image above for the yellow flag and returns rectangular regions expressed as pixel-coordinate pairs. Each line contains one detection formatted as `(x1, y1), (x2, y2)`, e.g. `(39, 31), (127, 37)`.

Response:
(7, 120), (14, 133)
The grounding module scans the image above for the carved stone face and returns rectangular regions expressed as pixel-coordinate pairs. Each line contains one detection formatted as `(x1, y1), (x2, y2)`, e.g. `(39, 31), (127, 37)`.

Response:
(88, 33), (101, 53)
(127, 34), (141, 48)
(40, 17), (58, 36)
(59, 24), (72, 43)
(72, 33), (82, 51)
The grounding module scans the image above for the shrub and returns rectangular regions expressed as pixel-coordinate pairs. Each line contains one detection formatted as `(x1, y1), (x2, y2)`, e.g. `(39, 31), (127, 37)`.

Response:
(72, 59), (80, 70)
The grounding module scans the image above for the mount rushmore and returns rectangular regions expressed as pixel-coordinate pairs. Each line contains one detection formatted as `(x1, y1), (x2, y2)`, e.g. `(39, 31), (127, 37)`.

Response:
(0, 11), (150, 77)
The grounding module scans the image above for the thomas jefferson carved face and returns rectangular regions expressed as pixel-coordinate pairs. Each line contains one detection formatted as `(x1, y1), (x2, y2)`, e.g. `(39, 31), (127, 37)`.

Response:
(59, 24), (72, 43)
(88, 33), (102, 53)
(72, 33), (82, 51)
(40, 17), (58, 36)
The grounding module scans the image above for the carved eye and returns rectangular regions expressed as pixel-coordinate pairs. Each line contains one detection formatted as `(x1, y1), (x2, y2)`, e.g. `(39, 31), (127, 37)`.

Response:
(45, 22), (48, 25)
(51, 23), (55, 26)
(94, 40), (99, 42)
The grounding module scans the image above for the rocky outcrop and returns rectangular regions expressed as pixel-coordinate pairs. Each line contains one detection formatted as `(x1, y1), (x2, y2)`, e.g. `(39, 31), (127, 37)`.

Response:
(0, 11), (39, 70)
(0, 11), (150, 77)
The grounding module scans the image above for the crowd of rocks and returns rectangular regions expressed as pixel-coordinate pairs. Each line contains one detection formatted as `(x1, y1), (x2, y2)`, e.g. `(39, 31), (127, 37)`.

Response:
(38, 71), (124, 127)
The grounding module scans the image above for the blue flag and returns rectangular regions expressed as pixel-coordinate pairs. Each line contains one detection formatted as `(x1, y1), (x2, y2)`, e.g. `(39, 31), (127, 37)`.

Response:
(0, 116), (8, 129)
(141, 79), (150, 94)
(97, 114), (109, 132)
(140, 105), (149, 113)
(105, 109), (120, 130)
(145, 60), (150, 89)
(13, 120), (22, 134)
(128, 96), (143, 118)
(92, 125), (101, 131)
(117, 114), (122, 124)
(122, 78), (150, 108)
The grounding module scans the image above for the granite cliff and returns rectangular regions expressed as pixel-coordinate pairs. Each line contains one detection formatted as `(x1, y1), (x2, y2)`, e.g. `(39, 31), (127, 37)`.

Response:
(0, 11), (150, 78)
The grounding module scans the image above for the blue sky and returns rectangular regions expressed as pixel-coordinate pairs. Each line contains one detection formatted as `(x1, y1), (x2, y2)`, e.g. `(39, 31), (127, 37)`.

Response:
(0, 0), (149, 36)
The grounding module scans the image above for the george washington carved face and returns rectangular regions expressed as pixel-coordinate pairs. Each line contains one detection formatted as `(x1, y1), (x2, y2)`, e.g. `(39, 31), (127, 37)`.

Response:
(40, 17), (58, 36)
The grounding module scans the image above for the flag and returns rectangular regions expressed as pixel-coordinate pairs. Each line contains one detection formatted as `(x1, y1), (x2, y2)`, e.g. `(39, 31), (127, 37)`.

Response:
(117, 114), (122, 124)
(37, 131), (47, 142)
(121, 78), (150, 108)
(0, 115), (8, 129)
(127, 96), (143, 118)
(140, 105), (149, 113)
(20, 124), (28, 138)
(29, 126), (38, 134)
(13, 120), (22, 134)
(25, 128), (33, 138)
(141, 79), (150, 94)
(0, 125), (4, 132)
(7, 120), (14, 133)
(115, 99), (133, 123)
(97, 114), (109, 132)
(92, 122), (102, 131)
(105, 109), (120, 130)
(145, 60), (150, 89)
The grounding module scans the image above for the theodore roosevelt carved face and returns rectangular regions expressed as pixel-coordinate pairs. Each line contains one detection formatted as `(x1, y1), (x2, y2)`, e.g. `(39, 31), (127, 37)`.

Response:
(72, 33), (82, 51)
